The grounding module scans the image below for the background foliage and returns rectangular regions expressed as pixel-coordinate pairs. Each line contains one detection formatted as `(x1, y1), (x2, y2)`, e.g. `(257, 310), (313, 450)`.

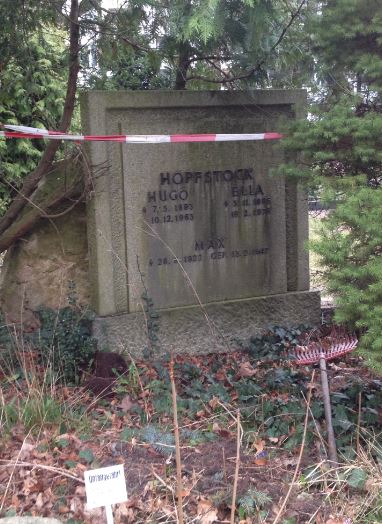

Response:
(279, 0), (382, 370)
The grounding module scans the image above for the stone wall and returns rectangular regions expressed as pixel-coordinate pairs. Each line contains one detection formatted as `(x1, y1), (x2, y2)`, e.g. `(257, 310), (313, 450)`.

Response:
(0, 160), (89, 330)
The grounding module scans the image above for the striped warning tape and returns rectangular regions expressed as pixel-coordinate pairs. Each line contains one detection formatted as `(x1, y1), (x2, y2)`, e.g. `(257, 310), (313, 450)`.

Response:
(0, 124), (283, 144)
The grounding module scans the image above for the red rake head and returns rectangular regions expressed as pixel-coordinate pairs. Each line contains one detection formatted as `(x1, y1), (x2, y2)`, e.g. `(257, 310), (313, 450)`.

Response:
(294, 332), (358, 365)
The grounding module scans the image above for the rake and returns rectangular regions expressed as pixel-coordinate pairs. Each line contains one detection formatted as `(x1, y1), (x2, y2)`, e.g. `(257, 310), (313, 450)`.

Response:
(294, 330), (358, 464)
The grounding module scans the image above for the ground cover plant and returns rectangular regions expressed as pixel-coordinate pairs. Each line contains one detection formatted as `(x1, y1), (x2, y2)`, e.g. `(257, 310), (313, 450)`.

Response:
(1, 323), (382, 523)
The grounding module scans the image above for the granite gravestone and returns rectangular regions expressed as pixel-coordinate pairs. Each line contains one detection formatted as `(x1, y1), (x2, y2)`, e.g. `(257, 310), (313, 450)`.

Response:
(81, 90), (320, 355)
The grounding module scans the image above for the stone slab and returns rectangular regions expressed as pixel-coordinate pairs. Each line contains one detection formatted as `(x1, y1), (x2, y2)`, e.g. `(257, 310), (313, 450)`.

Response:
(81, 90), (309, 316)
(0, 519), (62, 523)
(94, 290), (321, 357)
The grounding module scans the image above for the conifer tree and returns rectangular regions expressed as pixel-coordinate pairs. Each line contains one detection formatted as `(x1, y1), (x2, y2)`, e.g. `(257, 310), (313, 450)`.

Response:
(280, 0), (382, 370)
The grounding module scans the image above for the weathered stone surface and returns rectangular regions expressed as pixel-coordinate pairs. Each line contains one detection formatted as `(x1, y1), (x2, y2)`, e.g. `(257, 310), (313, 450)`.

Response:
(81, 90), (320, 355)
(94, 290), (321, 356)
(0, 518), (62, 523)
(0, 160), (89, 329)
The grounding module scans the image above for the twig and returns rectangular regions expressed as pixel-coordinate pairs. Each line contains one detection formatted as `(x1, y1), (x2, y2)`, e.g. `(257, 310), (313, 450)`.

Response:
(222, 447), (227, 483)
(126, 351), (151, 423)
(0, 459), (83, 490)
(356, 391), (362, 455)
(0, 431), (33, 512)
(170, 356), (184, 524)
(272, 370), (315, 524)
(151, 466), (175, 494)
(230, 410), (241, 524)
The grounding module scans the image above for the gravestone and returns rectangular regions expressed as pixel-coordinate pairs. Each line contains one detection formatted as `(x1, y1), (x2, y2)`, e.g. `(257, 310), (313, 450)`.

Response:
(81, 90), (320, 356)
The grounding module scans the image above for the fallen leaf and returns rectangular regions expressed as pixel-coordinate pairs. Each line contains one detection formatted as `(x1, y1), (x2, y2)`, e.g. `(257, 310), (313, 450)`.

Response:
(70, 495), (83, 514)
(238, 361), (257, 377)
(252, 439), (265, 454)
(179, 488), (191, 497)
(75, 485), (86, 497)
(34, 492), (45, 510)
(16, 441), (34, 460)
(208, 396), (219, 409)
(197, 497), (219, 524)
(211, 421), (232, 438)
(22, 477), (39, 496)
(115, 502), (136, 523)
(254, 456), (268, 466)
(83, 506), (105, 524)
(118, 394), (134, 412)
(11, 494), (20, 509)
(58, 504), (70, 514)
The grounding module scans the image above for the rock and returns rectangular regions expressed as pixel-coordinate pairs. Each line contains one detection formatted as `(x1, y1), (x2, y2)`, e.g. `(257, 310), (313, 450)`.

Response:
(93, 351), (128, 378)
(83, 376), (116, 398)
(0, 160), (89, 330)
(83, 352), (128, 398)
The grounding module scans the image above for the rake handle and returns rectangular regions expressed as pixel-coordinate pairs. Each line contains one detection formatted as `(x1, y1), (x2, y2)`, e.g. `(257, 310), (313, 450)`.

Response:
(319, 356), (338, 465)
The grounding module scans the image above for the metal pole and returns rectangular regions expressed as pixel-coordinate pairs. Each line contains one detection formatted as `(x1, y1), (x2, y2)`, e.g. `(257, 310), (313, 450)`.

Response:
(319, 355), (338, 465)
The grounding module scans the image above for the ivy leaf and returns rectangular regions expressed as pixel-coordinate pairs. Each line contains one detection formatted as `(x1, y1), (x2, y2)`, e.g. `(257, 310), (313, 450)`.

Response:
(79, 448), (95, 464)
(346, 468), (367, 489)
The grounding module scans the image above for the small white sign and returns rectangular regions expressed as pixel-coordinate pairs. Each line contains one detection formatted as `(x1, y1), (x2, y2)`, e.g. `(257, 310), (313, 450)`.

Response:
(84, 464), (128, 510)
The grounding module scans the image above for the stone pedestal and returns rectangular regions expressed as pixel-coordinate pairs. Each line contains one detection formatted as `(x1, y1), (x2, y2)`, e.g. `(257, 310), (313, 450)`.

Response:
(81, 90), (320, 356)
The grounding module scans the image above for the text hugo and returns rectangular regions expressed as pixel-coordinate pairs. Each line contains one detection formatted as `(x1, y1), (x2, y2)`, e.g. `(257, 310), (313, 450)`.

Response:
(147, 185), (264, 203)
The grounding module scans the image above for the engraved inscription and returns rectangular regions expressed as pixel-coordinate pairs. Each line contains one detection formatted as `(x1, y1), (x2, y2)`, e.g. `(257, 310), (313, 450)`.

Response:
(143, 167), (272, 228)
(142, 166), (272, 272)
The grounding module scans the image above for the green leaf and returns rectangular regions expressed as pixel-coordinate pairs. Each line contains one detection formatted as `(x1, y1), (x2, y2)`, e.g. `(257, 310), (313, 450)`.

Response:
(79, 448), (95, 464)
(57, 438), (70, 449)
(346, 468), (367, 489)
(120, 426), (138, 441)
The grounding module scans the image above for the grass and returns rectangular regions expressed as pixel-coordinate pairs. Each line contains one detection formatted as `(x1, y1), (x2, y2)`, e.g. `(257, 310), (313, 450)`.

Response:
(0, 335), (91, 437)
(296, 430), (382, 523)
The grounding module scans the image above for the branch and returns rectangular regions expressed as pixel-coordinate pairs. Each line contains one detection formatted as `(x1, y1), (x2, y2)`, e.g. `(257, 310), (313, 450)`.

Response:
(230, 410), (241, 524)
(0, 0), (80, 241)
(120, 35), (150, 53)
(186, 0), (307, 85)
(0, 157), (83, 254)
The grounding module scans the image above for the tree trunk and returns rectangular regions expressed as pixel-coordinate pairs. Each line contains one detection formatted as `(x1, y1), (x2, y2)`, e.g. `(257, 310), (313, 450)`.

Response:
(175, 41), (191, 90)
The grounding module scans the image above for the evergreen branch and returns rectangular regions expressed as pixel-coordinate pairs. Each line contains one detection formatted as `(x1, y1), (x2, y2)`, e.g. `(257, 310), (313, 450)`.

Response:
(120, 35), (151, 53)
(186, 0), (307, 85)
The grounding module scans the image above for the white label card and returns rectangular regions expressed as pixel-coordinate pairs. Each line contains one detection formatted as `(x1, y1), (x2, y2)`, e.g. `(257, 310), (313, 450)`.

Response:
(84, 464), (128, 509)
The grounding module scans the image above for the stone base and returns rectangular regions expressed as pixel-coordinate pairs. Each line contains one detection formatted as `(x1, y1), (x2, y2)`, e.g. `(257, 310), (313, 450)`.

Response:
(93, 290), (321, 357)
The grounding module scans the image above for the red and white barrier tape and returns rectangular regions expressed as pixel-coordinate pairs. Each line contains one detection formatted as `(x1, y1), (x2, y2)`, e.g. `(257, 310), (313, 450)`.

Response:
(0, 124), (283, 144)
